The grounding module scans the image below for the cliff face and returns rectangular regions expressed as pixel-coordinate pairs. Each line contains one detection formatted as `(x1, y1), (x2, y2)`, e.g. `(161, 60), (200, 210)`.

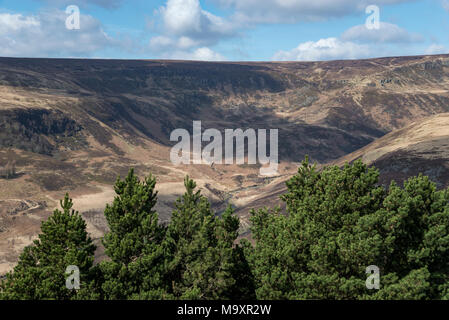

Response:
(0, 108), (84, 155)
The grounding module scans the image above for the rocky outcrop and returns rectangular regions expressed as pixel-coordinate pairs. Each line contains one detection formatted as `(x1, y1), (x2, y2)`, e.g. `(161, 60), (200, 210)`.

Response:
(0, 108), (84, 155)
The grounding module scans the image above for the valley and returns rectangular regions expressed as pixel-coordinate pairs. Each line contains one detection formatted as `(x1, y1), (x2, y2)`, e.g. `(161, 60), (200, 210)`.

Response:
(2, 54), (449, 274)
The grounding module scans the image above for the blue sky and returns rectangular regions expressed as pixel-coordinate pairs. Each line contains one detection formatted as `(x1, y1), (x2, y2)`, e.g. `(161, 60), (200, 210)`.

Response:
(0, 0), (448, 61)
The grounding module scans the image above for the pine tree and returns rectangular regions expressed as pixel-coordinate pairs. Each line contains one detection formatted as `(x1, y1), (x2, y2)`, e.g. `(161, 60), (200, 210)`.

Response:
(162, 176), (247, 299)
(0, 194), (96, 300)
(6, 160), (449, 300)
(248, 157), (449, 299)
(99, 169), (168, 299)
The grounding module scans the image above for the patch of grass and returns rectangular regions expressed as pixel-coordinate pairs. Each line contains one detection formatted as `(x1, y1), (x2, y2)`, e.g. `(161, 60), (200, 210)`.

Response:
(29, 172), (75, 191)
(237, 163), (262, 170)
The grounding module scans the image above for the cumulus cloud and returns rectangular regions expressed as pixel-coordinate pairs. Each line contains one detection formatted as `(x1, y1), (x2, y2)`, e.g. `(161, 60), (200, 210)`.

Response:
(161, 0), (203, 35)
(190, 47), (225, 60)
(213, 0), (414, 24)
(0, 10), (117, 57)
(272, 37), (372, 61)
(341, 22), (423, 43)
(1, 0), (427, 61)
(0, 1), (230, 61)
(272, 19), (427, 62)
(167, 47), (226, 60)
(153, 0), (236, 47)
(148, 0), (236, 60)
(0, 13), (40, 33)
(425, 44), (447, 55)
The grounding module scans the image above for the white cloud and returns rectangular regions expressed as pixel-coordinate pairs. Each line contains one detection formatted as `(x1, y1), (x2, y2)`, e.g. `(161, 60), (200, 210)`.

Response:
(0, 11), (117, 57)
(214, 0), (414, 24)
(157, 47), (226, 61)
(272, 20), (433, 62)
(177, 36), (199, 49)
(341, 22), (423, 43)
(0, 13), (40, 33)
(161, 0), (202, 35)
(148, 0), (235, 60)
(156, 0), (235, 44)
(189, 47), (226, 60)
(149, 35), (175, 48)
(272, 37), (372, 61)
(425, 44), (447, 55)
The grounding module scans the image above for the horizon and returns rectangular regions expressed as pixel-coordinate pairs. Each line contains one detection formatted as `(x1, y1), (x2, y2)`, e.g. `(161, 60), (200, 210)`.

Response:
(1, 52), (449, 63)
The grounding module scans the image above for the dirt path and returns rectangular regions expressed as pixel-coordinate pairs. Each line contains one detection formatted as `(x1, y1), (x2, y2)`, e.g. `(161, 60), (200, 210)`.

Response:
(0, 199), (41, 215)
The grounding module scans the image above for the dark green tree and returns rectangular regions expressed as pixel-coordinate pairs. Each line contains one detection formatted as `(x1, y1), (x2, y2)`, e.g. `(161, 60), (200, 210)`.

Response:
(162, 176), (250, 299)
(0, 194), (96, 300)
(99, 169), (168, 299)
(248, 157), (449, 299)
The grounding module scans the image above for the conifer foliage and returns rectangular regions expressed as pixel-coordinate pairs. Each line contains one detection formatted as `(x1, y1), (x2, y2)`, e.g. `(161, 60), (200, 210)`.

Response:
(249, 158), (449, 299)
(0, 194), (95, 299)
(2, 160), (449, 300)
(162, 176), (245, 299)
(99, 169), (167, 299)
(90, 171), (247, 299)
